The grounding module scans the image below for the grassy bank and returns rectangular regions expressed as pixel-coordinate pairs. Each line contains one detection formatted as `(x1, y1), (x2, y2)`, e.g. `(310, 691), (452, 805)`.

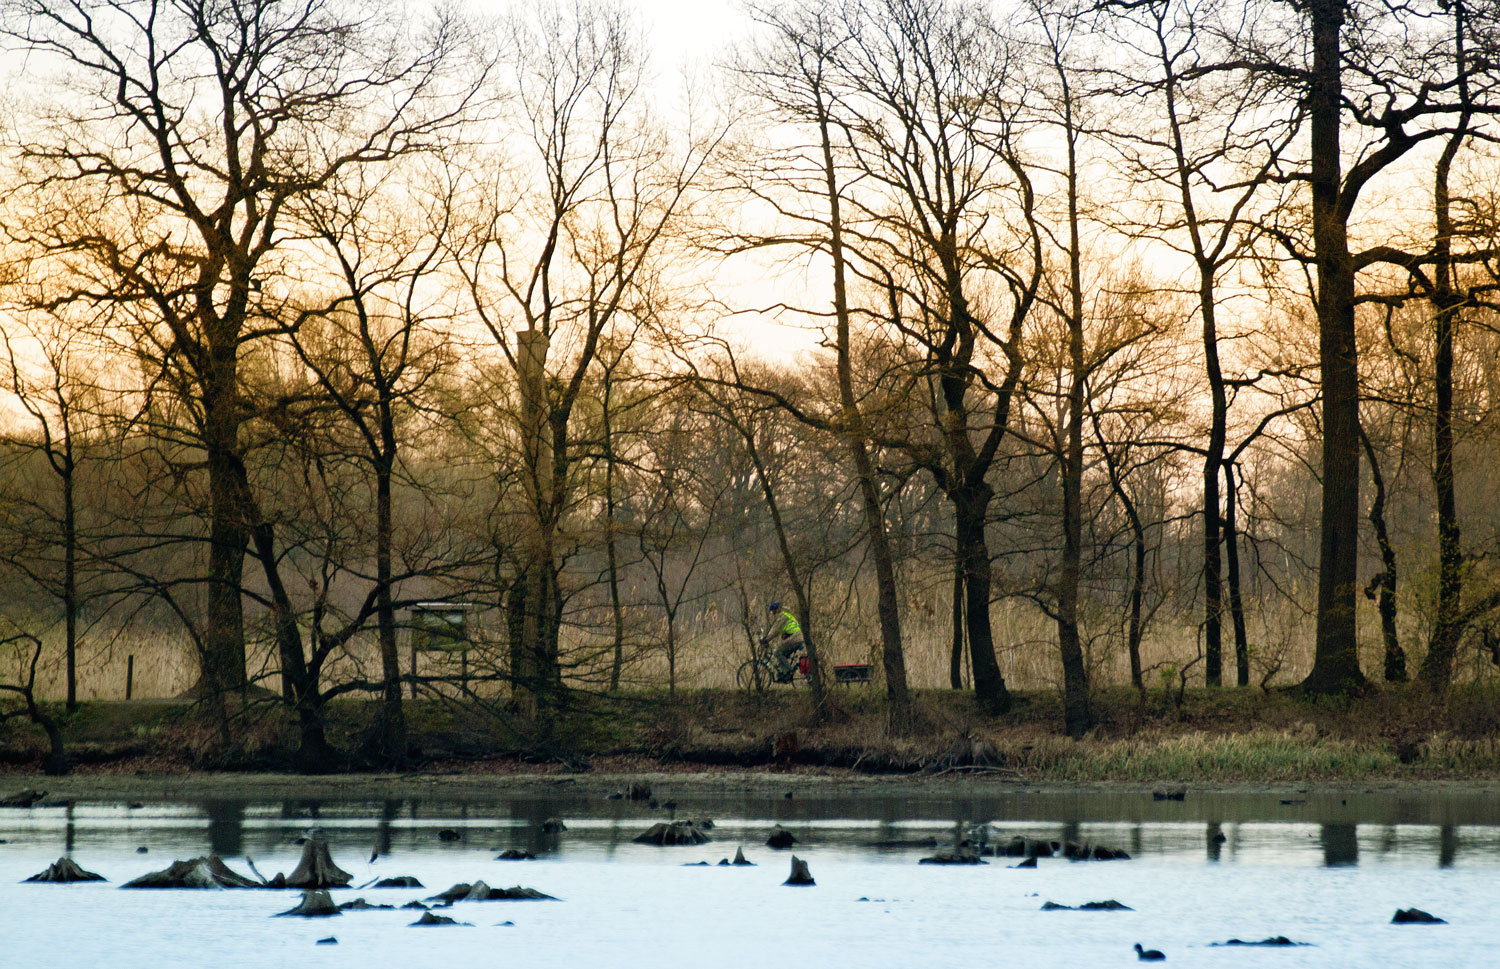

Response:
(3, 682), (1499, 783)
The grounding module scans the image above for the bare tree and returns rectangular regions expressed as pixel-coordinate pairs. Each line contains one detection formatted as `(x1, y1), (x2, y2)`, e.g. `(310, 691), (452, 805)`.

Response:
(1242, 0), (1500, 693)
(454, 0), (719, 721)
(1094, 0), (1301, 687)
(1, 0), (486, 719)
(0, 314), (114, 709)
(279, 159), (463, 763)
(733, 0), (914, 730)
(810, 0), (1045, 715)
(1028, 0), (1093, 737)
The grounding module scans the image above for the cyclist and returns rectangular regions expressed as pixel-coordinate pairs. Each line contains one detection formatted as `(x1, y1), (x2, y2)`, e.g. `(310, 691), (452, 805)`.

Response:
(764, 601), (805, 682)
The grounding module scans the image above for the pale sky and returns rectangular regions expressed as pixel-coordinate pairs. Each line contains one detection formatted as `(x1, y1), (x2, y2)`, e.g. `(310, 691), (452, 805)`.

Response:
(629, 0), (746, 76)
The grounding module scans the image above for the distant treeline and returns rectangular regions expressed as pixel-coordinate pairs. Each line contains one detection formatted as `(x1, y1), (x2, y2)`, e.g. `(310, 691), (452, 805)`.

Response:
(1, 0), (1498, 765)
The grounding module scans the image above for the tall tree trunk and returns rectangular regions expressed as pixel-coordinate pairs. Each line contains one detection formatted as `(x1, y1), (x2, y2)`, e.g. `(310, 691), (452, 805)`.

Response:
(1419, 97), (1472, 690)
(373, 434), (405, 766)
(1202, 283), (1227, 688)
(954, 484), (1011, 713)
(1223, 462), (1250, 686)
(1359, 430), (1406, 682)
(1303, 0), (1365, 694)
(950, 559), (966, 690)
(514, 330), (563, 721)
(1056, 56), (1091, 739)
(1128, 506), (1147, 693)
(250, 519), (336, 771)
(202, 362), (249, 700)
(1093, 410), (1146, 692)
(603, 384), (626, 692)
(817, 99), (910, 731)
(62, 436), (77, 711)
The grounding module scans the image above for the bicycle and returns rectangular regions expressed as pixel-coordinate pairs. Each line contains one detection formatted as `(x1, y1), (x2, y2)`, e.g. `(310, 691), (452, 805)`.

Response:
(736, 635), (806, 691)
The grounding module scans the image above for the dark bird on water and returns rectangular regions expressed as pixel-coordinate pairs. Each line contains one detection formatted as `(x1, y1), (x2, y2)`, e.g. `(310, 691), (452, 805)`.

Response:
(1135, 944), (1166, 961)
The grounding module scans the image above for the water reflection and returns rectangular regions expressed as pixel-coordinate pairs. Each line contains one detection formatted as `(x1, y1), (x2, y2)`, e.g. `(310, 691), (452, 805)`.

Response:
(7, 789), (1500, 871)
(1321, 823), (1358, 866)
(203, 800), (245, 856)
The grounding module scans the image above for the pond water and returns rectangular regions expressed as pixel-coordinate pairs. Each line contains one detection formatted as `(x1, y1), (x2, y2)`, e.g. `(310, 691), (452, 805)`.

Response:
(3, 786), (1498, 968)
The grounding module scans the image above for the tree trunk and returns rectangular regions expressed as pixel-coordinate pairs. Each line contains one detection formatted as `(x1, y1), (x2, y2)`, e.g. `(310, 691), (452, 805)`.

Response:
(1223, 462), (1250, 686)
(1056, 57), (1091, 738)
(1202, 283), (1227, 688)
(373, 439), (405, 766)
(954, 485), (1011, 714)
(817, 99), (909, 731)
(1359, 431), (1406, 682)
(62, 439), (78, 711)
(1303, 0), (1365, 695)
(603, 385), (626, 692)
(1128, 505), (1147, 693)
(514, 330), (564, 722)
(950, 559), (966, 690)
(250, 519), (336, 772)
(1419, 102), (1472, 691)
(201, 361), (249, 700)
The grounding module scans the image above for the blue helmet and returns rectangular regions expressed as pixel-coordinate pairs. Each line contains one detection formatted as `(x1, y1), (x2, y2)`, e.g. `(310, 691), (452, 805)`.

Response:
(768, 601), (781, 612)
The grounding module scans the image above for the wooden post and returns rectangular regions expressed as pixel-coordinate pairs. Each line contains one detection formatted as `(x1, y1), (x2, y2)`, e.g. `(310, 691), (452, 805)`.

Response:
(125, 654), (134, 700)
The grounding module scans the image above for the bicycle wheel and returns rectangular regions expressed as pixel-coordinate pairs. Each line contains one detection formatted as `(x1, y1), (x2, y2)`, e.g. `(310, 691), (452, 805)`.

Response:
(736, 658), (769, 691)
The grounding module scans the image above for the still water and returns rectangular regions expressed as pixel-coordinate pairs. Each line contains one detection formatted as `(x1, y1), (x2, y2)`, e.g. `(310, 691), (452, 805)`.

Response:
(2, 787), (1497, 968)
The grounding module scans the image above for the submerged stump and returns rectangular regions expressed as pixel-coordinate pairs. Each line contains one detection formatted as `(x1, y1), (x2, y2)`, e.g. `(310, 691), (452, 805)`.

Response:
(374, 876), (424, 888)
(783, 856), (815, 886)
(919, 846), (986, 865)
(284, 837), (352, 889)
(427, 881), (557, 902)
(25, 857), (105, 883)
(766, 826), (797, 850)
(633, 821), (710, 846)
(276, 890), (342, 917)
(0, 789), (47, 808)
(122, 855), (263, 889)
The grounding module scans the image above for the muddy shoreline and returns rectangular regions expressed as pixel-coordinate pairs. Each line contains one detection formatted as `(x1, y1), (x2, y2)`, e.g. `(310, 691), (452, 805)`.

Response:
(3, 769), (1495, 804)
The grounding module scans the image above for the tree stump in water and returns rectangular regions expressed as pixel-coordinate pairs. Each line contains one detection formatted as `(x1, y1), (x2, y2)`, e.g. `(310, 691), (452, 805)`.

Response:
(427, 881), (558, 902)
(284, 837), (352, 888)
(1040, 899), (1132, 911)
(766, 826), (797, 850)
(337, 897), (395, 911)
(25, 857), (105, 882)
(374, 876), (424, 888)
(276, 890), (342, 917)
(783, 856), (814, 886)
(732, 847), (754, 866)
(0, 789), (48, 808)
(122, 855), (264, 888)
(632, 821), (710, 845)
